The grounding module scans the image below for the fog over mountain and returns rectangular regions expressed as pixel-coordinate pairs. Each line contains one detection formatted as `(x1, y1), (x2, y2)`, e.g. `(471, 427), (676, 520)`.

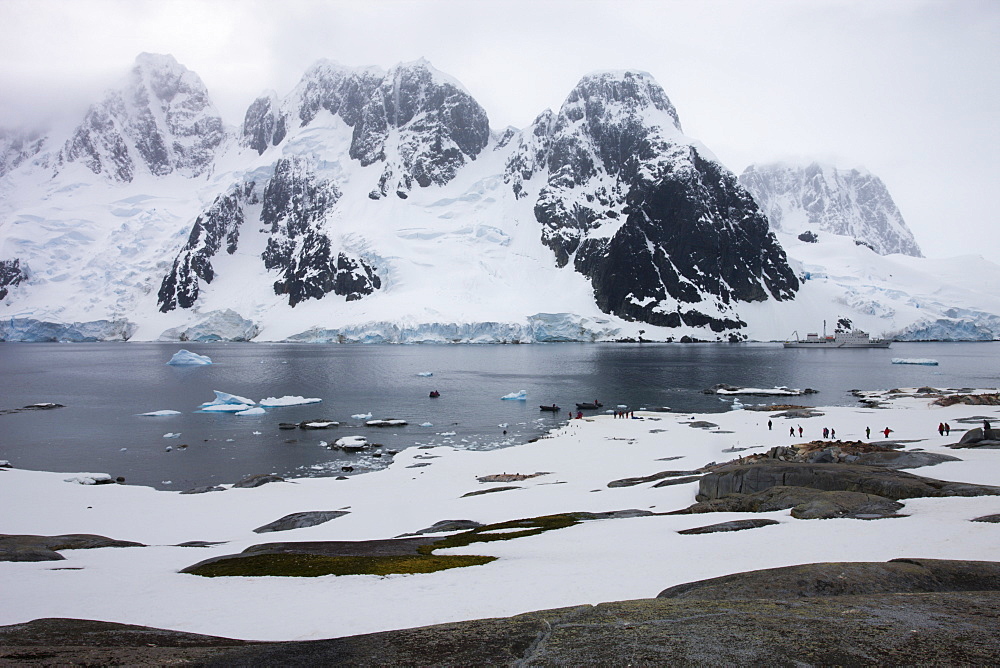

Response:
(1, 54), (999, 343)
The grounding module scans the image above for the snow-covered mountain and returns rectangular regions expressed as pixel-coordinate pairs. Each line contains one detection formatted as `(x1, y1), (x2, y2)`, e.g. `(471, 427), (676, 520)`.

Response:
(739, 162), (922, 257)
(0, 54), (997, 342)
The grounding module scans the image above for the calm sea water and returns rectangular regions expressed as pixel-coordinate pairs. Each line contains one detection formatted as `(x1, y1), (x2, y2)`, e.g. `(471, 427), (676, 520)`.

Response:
(1, 342), (997, 490)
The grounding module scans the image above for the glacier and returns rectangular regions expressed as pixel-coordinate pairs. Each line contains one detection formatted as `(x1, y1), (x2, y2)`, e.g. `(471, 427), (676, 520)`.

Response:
(0, 54), (998, 342)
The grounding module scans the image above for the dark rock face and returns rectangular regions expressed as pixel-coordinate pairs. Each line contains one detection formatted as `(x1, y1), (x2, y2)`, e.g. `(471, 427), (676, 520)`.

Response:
(58, 53), (224, 182)
(241, 59), (490, 198)
(158, 183), (257, 311)
(507, 71), (798, 333)
(740, 161), (923, 257)
(159, 157), (381, 311)
(261, 158), (380, 306)
(0, 258), (25, 300)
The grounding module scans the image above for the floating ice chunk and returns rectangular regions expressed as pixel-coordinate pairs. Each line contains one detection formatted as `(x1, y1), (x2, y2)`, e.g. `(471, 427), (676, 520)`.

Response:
(336, 436), (368, 449)
(501, 390), (527, 400)
(318, 441), (328, 448)
(163, 432), (181, 438)
(366, 419), (408, 427)
(139, 410), (182, 417)
(236, 407), (266, 416)
(166, 349), (213, 366)
(352, 412), (373, 420)
(417, 372), (434, 377)
(199, 404), (254, 413)
(420, 422), (433, 427)
(891, 358), (939, 365)
(498, 423), (509, 428)
(617, 404), (628, 409)
(253, 431), (262, 435)
(439, 431), (457, 436)
(0, 461), (10, 467)
(260, 395), (322, 407)
(200, 390), (255, 407)
(64, 473), (113, 485)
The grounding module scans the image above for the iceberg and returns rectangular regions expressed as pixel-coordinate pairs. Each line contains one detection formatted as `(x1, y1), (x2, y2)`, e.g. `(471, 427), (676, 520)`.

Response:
(501, 390), (527, 400)
(166, 349), (213, 366)
(138, 410), (182, 417)
(891, 358), (939, 366)
(162, 432), (181, 438)
(200, 390), (256, 407)
(260, 396), (322, 407)
(236, 407), (266, 416)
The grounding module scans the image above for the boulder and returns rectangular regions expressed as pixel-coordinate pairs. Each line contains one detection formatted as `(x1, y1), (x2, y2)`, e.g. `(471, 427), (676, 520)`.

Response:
(854, 450), (961, 468)
(398, 520), (485, 537)
(952, 427), (1000, 448)
(789, 491), (905, 519)
(972, 514), (1000, 523)
(253, 511), (350, 534)
(179, 485), (226, 495)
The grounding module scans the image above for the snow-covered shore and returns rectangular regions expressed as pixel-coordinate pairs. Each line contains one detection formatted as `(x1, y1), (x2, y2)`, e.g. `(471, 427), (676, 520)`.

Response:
(2, 388), (999, 641)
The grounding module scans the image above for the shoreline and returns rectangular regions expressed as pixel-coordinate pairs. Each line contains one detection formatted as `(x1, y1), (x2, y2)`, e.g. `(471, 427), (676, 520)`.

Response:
(2, 387), (1000, 641)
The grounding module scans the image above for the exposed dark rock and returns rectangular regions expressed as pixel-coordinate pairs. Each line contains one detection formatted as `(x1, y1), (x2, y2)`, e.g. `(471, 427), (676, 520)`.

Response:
(854, 450), (961, 468)
(6, 560), (1000, 665)
(789, 490), (905, 519)
(58, 53), (223, 182)
(397, 519), (484, 537)
(933, 393), (1000, 407)
(461, 486), (520, 498)
(232, 474), (285, 489)
(607, 470), (701, 488)
(508, 71), (797, 333)
(652, 476), (702, 488)
(677, 518), (779, 534)
(687, 421), (717, 429)
(0, 258), (26, 300)
(797, 230), (818, 243)
(253, 511), (350, 534)
(972, 514), (1000, 523)
(0, 534), (145, 562)
(179, 485), (226, 495)
(696, 460), (1000, 502)
(951, 427), (1000, 448)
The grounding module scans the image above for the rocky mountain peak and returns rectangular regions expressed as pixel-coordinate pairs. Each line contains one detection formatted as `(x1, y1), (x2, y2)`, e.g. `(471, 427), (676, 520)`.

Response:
(567, 70), (682, 133)
(57, 52), (224, 182)
(739, 161), (922, 257)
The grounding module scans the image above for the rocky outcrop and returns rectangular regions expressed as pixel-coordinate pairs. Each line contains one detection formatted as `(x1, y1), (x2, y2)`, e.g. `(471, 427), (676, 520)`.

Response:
(253, 511), (350, 534)
(678, 485), (905, 519)
(57, 53), (224, 182)
(696, 460), (1000, 502)
(5, 560), (1000, 665)
(241, 59), (490, 198)
(677, 518), (779, 534)
(231, 473), (285, 489)
(0, 534), (144, 562)
(508, 71), (798, 333)
(0, 258), (26, 300)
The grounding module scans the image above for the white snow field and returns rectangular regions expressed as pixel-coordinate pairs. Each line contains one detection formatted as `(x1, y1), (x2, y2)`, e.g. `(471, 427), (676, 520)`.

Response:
(1, 389), (999, 641)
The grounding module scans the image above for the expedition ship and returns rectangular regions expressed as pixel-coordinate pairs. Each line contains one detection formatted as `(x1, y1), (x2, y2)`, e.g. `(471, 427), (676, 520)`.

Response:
(784, 322), (891, 349)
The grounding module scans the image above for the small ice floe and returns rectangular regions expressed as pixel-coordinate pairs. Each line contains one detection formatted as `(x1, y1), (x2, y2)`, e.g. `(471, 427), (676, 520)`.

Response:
(166, 349), (212, 366)
(731, 398), (745, 411)
(163, 432), (181, 438)
(439, 431), (457, 436)
(335, 436), (369, 451)
(199, 403), (254, 413)
(253, 431), (262, 435)
(200, 390), (255, 407)
(501, 390), (527, 400)
(260, 395), (322, 407)
(352, 412), (373, 420)
(119, 448), (127, 452)
(236, 407), (266, 416)
(165, 445), (173, 452)
(64, 473), (114, 485)
(0, 460), (11, 467)
(498, 423), (509, 428)
(302, 420), (339, 429)
(318, 440), (328, 448)
(138, 410), (182, 417)
(891, 358), (939, 366)
(420, 422), (433, 427)
(417, 371), (434, 377)
(366, 419), (408, 427)
(617, 404), (628, 409)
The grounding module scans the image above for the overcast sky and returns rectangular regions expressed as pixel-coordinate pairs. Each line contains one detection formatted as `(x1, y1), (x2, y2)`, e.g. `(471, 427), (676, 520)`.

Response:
(1, 0), (997, 259)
